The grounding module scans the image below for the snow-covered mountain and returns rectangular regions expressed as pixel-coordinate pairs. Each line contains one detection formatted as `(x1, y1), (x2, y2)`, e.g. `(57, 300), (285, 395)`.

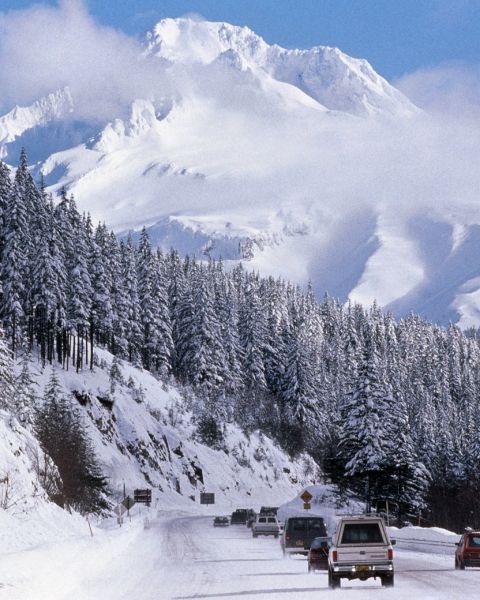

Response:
(1, 17), (479, 326)
(0, 88), (74, 149)
(146, 18), (418, 118)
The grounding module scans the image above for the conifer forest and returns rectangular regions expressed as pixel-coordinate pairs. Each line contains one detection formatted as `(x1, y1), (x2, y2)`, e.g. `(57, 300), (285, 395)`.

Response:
(1, 151), (480, 529)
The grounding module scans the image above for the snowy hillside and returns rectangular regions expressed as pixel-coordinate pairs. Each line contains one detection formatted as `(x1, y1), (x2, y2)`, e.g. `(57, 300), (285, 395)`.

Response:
(15, 349), (317, 512)
(1, 16), (480, 325)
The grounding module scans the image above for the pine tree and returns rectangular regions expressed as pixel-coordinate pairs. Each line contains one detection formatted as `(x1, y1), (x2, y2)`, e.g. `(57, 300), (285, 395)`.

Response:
(0, 153), (31, 355)
(0, 328), (14, 410)
(31, 204), (67, 364)
(338, 339), (395, 509)
(35, 369), (108, 513)
(12, 354), (38, 425)
(0, 160), (12, 261)
(121, 236), (142, 365)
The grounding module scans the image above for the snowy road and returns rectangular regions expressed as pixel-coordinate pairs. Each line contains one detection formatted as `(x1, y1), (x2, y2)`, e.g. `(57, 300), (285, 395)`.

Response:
(2, 513), (479, 599)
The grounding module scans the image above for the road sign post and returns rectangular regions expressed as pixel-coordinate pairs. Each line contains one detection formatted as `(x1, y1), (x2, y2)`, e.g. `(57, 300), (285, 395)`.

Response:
(300, 490), (313, 503)
(200, 492), (215, 505)
(122, 495), (135, 519)
(115, 502), (127, 526)
(134, 489), (152, 506)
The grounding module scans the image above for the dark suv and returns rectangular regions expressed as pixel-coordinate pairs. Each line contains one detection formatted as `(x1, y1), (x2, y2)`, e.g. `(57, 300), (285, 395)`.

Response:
(455, 530), (480, 569)
(281, 516), (327, 556)
(231, 509), (248, 525)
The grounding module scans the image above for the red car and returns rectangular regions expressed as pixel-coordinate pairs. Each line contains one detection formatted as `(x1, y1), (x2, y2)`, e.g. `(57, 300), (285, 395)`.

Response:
(308, 536), (330, 572)
(455, 529), (480, 569)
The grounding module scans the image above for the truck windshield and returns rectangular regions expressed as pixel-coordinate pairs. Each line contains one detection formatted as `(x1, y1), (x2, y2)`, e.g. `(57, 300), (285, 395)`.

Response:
(468, 535), (480, 547)
(341, 523), (384, 544)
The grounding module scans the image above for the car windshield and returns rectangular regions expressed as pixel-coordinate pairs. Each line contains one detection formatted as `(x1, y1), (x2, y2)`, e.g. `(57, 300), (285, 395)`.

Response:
(267, 518), (276, 523)
(290, 519), (307, 531)
(308, 519), (327, 535)
(341, 523), (384, 544)
(288, 518), (326, 535)
(468, 535), (480, 547)
(258, 517), (266, 523)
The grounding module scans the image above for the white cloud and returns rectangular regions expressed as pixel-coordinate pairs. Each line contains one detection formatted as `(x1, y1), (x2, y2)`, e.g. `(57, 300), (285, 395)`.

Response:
(0, 0), (170, 122)
(395, 62), (480, 119)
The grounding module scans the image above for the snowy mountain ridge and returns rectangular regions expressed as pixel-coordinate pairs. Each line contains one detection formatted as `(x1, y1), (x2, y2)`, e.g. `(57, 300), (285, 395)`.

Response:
(146, 18), (418, 118)
(0, 88), (74, 157)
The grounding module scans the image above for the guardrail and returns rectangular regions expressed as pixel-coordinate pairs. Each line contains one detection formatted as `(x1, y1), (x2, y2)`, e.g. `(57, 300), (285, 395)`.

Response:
(394, 537), (457, 549)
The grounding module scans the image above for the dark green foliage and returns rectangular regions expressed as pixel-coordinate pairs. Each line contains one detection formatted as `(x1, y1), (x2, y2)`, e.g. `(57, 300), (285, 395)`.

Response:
(35, 370), (108, 514)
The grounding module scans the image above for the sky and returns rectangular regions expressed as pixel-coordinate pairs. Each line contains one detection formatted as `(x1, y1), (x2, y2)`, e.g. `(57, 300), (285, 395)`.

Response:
(1, 0), (479, 80)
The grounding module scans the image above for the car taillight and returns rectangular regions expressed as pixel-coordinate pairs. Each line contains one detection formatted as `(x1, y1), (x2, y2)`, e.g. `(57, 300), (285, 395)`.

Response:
(286, 533), (291, 541)
(332, 550), (338, 561)
(388, 548), (393, 560)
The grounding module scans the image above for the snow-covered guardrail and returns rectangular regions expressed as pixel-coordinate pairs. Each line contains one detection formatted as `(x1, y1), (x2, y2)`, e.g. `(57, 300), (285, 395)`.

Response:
(394, 538), (456, 548)
(388, 526), (460, 555)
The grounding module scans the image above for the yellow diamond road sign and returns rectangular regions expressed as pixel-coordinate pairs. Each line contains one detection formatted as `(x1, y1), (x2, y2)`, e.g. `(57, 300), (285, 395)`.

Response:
(300, 490), (313, 503)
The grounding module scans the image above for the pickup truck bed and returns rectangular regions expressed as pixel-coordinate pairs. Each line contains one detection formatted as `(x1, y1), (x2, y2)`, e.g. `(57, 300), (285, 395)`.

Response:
(328, 516), (394, 588)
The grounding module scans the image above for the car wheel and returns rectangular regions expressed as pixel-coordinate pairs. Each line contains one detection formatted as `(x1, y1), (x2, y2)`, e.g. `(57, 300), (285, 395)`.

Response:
(308, 564), (312, 573)
(252, 533), (258, 538)
(274, 534), (279, 538)
(460, 560), (466, 570)
(455, 557), (459, 570)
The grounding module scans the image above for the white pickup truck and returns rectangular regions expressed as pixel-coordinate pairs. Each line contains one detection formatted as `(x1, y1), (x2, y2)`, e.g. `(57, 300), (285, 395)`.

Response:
(328, 515), (395, 588)
(252, 515), (280, 538)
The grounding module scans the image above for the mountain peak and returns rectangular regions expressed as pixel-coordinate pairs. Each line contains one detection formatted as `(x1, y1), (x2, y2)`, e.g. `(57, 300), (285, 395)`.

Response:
(0, 87), (74, 157)
(146, 17), (417, 118)
(147, 17), (267, 66)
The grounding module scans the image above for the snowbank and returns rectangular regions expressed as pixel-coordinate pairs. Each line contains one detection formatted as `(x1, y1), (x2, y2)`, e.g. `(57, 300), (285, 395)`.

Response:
(277, 484), (362, 535)
(388, 524), (460, 555)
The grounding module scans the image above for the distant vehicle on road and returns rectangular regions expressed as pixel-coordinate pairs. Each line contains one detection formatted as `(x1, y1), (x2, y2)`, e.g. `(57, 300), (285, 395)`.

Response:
(259, 506), (278, 516)
(455, 529), (480, 569)
(252, 515), (280, 538)
(328, 515), (395, 589)
(281, 516), (327, 556)
(231, 509), (255, 525)
(231, 510), (247, 525)
(308, 536), (330, 572)
(213, 516), (229, 527)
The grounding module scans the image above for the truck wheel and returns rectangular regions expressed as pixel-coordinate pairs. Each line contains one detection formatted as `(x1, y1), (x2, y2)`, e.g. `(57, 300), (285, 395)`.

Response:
(382, 575), (394, 587)
(328, 569), (340, 589)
